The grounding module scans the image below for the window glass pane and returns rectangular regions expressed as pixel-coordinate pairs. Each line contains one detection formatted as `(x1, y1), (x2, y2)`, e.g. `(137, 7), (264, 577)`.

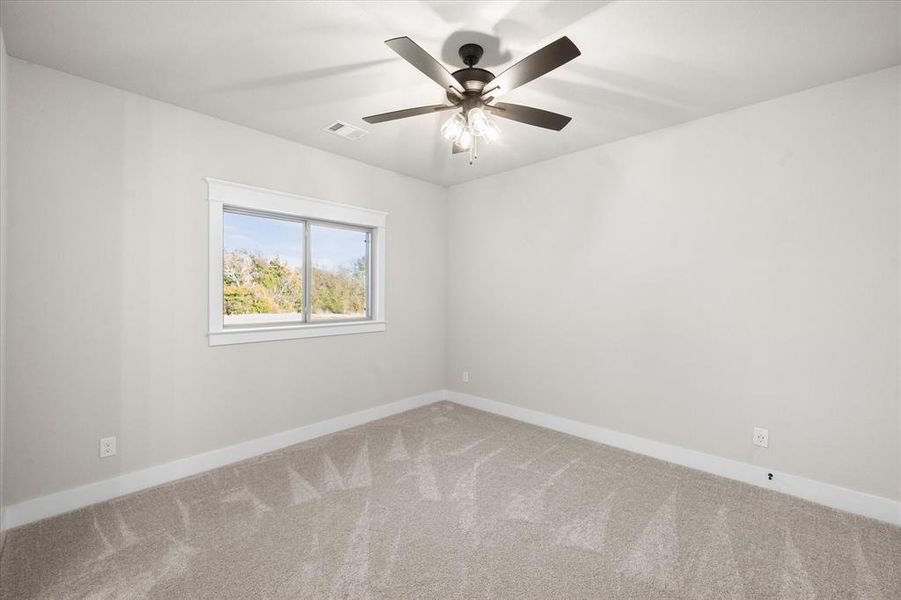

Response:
(223, 211), (304, 325)
(311, 224), (368, 321)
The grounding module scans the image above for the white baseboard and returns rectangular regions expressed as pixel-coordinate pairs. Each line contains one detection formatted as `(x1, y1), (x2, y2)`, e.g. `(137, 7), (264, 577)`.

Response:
(1, 390), (446, 531)
(5, 389), (898, 530)
(445, 390), (901, 527)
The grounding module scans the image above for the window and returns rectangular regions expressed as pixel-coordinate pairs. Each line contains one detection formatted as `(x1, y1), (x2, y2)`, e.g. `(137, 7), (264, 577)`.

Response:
(221, 212), (370, 325)
(310, 223), (370, 321)
(223, 210), (305, 326)
(208, 179), (386, 345)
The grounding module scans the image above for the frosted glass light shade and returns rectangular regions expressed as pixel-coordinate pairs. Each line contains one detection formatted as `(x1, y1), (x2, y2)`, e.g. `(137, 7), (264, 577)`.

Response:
(456, 127), (473, 150)
(441, 112), (466, 141)
(468, 107), (491, 136)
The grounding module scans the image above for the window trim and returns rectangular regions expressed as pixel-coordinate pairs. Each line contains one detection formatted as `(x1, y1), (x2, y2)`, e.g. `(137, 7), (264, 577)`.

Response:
(207, 178), (386, 346)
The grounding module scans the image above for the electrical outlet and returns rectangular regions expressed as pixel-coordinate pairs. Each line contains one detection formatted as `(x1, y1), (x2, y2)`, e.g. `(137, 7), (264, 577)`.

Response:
(99, 436), (117, 458)
(462, 370), (470, 383)
(753, 427), (769, 448)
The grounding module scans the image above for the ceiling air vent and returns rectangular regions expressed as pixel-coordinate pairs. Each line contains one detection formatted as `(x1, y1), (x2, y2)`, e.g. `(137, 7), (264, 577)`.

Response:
(323, 120), (368, 140)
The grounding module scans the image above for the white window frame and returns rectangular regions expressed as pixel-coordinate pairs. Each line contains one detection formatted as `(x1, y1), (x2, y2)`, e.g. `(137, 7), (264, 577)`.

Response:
(207, 178), (387, 346)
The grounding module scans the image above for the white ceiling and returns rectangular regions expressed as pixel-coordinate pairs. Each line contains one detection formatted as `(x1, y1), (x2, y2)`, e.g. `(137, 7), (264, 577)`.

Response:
(2, 1), (899, 186)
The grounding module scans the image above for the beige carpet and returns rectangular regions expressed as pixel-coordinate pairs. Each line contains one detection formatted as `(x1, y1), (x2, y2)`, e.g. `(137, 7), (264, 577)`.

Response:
(1, 401), (898, 599)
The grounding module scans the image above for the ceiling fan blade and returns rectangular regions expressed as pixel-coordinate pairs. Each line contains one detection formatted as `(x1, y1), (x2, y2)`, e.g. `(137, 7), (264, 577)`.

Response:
(363, 104), (457, 124)
(385, 37), (465, 93)
(452, 142), (467, 154)
(482, 36), (581, 98)
(486, 102), (572, 131)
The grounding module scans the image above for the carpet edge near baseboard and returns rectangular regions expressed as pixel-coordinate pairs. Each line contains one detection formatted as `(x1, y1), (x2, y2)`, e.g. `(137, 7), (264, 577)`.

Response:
(0, 389), (448, 531)
(445, 389), (900, 527)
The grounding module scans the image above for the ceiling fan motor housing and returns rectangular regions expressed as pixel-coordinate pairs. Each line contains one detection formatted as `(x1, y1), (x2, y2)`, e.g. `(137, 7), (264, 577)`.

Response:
(448, 68), (495, 98)
(448, 43), (496, 97)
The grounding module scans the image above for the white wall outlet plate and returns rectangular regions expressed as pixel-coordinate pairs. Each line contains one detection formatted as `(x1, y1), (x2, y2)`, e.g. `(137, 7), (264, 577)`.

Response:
(753, 427), (769, 448)
(462, 370), (470, 383)
(99, 436), (117, 458)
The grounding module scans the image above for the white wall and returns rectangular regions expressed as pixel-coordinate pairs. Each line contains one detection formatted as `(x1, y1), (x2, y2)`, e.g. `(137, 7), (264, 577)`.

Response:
(0, 29), (9, 522)
(4, 55), (898, 513)
(446, 67), (900, 502)
(4, 59), (447, 505)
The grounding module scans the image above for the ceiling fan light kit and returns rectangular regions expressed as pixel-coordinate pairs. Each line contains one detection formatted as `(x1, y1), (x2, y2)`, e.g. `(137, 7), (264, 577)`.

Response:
(363, 35), (581, 164)
(440, 104), (496, 163)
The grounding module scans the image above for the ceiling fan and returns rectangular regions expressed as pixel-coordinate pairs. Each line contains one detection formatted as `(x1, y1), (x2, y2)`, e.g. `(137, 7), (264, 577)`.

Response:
(363, 36), (581, 163)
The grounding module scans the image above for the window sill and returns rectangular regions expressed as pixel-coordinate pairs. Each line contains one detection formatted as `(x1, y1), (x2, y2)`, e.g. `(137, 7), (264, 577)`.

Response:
(209, 320), (386, 346)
